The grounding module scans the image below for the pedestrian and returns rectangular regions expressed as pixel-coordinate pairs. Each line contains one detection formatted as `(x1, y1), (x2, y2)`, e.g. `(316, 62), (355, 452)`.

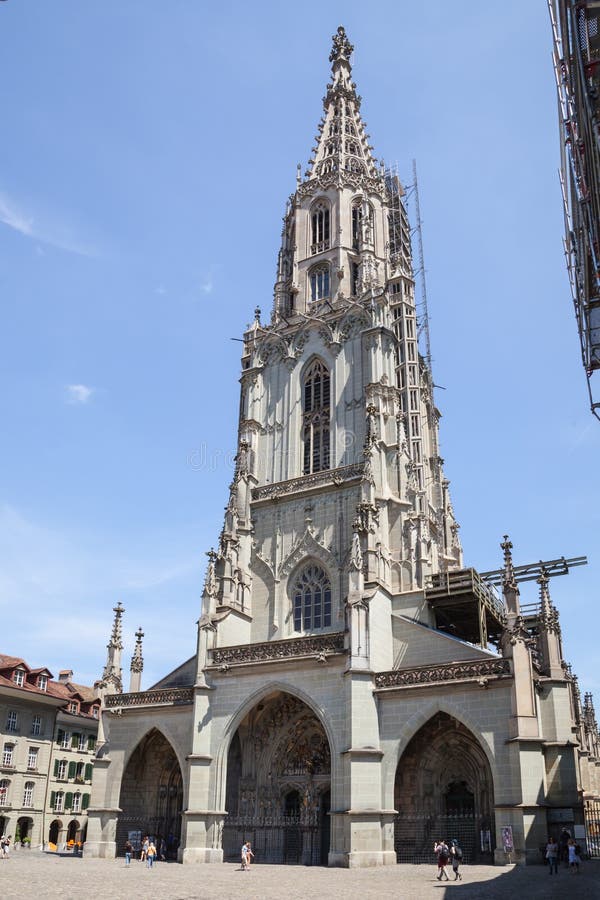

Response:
(2, 836), (10, 859)
(141, 835), (149, 862)
(147, 840), (157, 869)
(159, 837), (167, 861)
(567, 838), (580, 873)
(241, 840), (248, 870)
(124, 839), (133, 866)
(434, 840), (449, 881)
(450, 839), (463, 880)
(245, 841), (255, 868)
(0, 835), (5, 859)
(559, 827), (571, 866)
(545, 836), (558, 875)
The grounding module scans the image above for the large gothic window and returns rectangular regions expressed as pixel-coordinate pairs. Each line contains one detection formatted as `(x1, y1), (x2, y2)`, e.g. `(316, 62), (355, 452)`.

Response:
(292, 564), (332, 632)
(311, 202), (330, 254)
(302, 358), (330, 474)
(309, 264), (331, 302)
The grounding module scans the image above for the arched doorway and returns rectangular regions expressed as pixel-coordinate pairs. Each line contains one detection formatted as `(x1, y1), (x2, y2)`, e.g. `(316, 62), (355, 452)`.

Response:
(67, 820), (80, 843)
(223, 691), (331, 865)
(394, 712), (494, 863)
(48, 819), (62, 847)
(16, 816), (33, 844)
(117, 729), (183, 858)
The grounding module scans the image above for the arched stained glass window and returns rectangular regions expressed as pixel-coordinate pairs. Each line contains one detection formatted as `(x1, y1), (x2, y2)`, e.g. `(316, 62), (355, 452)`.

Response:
(302, 358), (330, 474)
(311, 202), (330, 254)
(292, 564), (332, 632)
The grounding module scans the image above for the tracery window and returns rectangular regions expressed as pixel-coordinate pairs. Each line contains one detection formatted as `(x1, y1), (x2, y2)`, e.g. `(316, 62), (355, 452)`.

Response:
(302, 359), (330, 474)
(292, 564), (332, 632)
(309, 264), (330, 303)
(310, 202), (330, 254)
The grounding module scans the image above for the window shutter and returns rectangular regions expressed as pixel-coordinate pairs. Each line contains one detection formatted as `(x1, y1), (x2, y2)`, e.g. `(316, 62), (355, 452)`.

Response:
(68, 761), (76, 779)
(84, 763), (93, 781)
(71, 733), (79, 748)
(57, 729), (64, 745)
(87, 736), (96, 751)
(82, 793), (90, 810)
(54, 759), (59, 777)
(65, 791), (73, 809)
(50, 790), (56, 809)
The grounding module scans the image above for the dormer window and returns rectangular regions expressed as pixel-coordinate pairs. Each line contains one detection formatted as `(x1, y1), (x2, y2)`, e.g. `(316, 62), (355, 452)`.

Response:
(92, 706), (99, 719)
(310, 202), (330, 255)
(14, 669), (25, 687)
(309, 264), (330, 303)
(38, 674), (48, 692)
(69, 702), (79, 714)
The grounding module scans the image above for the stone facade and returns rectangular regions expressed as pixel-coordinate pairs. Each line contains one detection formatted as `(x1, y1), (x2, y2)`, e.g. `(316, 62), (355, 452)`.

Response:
(0, 656), (100, 850)
(84, 27), (600, 867)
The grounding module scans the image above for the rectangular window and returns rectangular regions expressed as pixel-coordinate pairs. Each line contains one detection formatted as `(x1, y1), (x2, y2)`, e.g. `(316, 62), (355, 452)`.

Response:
(409, 390), (418, 411)
(6, 711), (18, 733)
(2, 744), (14, 767)
(57, 760), (68, 780)
(69, 702), (78, 714)
(0, 780), (9, 806)
(72, 793), (81, 813)
(54, 792), (64, 812)
(27, 747), (39, 770)
(14, 669), (25, 687)
(31, 715), (42, 736)
(78, 734), (87, 752)
(38, 674), (48, 691)
(60, 732), (70, 749)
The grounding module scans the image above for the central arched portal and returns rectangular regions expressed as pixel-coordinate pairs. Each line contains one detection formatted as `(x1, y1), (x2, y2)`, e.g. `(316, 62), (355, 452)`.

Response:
(223, 691), (331, 865)
(117, 729), (183, 859)
(394, 712), (495, 863)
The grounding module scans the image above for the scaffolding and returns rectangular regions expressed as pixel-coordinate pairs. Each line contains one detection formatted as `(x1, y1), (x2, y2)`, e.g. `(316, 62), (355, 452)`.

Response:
(384, 162), (433, 375)
(549, 0), (600, 418)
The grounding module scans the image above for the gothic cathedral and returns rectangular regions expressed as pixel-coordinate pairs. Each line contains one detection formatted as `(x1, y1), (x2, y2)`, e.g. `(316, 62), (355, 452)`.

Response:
(85, 28), (600, 866)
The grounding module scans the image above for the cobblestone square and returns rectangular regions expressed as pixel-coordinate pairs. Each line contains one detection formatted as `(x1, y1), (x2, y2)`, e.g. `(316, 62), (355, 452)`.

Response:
(0, 852), (598, 900)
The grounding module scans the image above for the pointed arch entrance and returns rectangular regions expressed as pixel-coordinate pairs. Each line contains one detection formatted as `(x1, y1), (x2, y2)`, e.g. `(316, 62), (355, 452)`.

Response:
(223, 691), (331, 865)
(394, 712), (494, 863)
(117, 729), (183, 858)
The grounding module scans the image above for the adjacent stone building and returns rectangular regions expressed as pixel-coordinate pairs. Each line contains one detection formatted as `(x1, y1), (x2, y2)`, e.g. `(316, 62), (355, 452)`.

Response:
(0, 654), (100, 849)
(84, 28), (600, 867)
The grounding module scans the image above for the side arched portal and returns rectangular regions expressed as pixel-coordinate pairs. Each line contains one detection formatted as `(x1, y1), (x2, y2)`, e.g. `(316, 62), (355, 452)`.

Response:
(117, 729), (183, 858)
(223, 691), (331, 865)
(394, 712), (494, 863)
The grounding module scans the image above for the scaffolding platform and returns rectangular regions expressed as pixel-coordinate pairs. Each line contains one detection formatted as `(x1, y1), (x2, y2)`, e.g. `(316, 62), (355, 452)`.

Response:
(425, 568), (506, 649)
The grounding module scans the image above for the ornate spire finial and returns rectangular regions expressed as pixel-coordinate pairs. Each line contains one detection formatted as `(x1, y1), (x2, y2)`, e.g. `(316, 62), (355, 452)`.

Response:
(329, 26), (354, 66)
(254, 306), (261, 323)
(537, 565), (550, 608)
(204, 548), (218, 598)
(130, 627), (144, 674)
(500, 535), (516, 589)
(110, 602), (124, 650)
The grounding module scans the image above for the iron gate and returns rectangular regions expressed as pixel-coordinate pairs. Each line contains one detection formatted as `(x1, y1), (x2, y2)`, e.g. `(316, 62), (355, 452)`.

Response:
(394, 813), (487, 864)
(223, 813), (322, 865)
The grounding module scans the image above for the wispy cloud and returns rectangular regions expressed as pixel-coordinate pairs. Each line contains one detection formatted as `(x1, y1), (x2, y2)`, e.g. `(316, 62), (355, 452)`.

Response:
(0, 189), (99, 257)
(65, 384), (94, 405)
(199, 278), (213, 295)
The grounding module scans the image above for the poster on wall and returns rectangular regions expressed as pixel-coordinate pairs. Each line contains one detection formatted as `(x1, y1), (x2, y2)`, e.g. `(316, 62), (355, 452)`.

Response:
(501, 826), (514, 853)
(128, 830), (142, 851)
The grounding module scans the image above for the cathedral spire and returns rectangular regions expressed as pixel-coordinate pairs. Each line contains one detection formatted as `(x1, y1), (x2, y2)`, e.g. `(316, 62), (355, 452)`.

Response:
(305, 26), (378, 181)
(129, 626), (144, 693)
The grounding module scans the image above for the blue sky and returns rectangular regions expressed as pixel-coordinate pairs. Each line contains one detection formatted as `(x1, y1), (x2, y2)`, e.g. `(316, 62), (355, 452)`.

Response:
(1, 2), (598, 694)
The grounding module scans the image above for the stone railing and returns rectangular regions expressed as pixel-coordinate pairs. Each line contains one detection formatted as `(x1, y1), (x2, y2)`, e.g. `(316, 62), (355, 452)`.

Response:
(209, 632), (346, 668)
(104, 687), (194, 708)
(374, 657), (511, 689)
(251, 463), (364, 502)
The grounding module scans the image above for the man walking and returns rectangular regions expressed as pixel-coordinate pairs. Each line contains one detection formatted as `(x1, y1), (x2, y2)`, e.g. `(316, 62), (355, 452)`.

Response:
(434, 840), (449, 881)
